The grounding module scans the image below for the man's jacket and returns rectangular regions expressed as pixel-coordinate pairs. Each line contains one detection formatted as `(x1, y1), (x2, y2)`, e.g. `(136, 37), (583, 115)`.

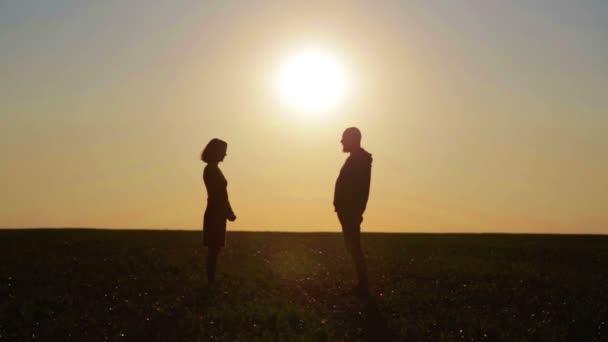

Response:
(334, 148), (372, 214)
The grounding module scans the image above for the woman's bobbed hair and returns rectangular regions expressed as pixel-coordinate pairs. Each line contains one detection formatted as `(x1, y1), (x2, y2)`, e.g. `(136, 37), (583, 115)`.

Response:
(201, 138), (227, 163)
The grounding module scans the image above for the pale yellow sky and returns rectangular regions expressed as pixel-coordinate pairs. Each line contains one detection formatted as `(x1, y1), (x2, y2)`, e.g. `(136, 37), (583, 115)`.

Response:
(1, 2), (607, 233)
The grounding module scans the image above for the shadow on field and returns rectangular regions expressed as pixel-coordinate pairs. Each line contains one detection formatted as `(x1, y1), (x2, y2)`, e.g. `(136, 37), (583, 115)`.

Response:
(362, 297), (393, 341)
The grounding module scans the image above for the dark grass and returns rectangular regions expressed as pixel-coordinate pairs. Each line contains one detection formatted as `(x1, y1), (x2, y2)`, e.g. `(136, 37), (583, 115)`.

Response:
(1, 230), (607, 341)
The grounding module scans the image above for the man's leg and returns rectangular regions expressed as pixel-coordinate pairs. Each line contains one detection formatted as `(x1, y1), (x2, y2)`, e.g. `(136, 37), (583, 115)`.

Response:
(345, 230), (369, 291)
(339, 212), (369, 292)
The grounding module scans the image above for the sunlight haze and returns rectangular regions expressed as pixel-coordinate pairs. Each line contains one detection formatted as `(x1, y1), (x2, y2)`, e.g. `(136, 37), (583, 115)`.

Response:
(1, 1), (606, 233)
(275, 48), (350, 116)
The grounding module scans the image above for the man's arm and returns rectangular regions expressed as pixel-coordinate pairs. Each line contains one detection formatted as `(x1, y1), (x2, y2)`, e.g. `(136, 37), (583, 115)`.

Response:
(358, 162), (371, 213)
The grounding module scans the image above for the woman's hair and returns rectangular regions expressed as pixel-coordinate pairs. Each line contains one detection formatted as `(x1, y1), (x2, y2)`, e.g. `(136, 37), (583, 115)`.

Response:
(201, 138), (227, 163)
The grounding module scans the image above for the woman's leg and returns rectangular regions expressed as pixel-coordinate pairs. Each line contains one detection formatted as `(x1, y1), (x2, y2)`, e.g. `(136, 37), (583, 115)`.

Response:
(206, 246), (221, 283)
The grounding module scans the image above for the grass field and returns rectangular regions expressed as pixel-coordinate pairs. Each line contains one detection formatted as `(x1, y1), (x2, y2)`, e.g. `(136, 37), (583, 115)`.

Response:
(1, 230), (607, 341)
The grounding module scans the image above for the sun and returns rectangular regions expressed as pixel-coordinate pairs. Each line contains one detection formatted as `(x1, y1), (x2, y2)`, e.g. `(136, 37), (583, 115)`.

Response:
(275, 49), (350, 116)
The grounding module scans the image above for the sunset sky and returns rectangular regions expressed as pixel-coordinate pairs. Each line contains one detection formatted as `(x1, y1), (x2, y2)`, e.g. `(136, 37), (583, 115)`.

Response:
(1, 1), (606, 233)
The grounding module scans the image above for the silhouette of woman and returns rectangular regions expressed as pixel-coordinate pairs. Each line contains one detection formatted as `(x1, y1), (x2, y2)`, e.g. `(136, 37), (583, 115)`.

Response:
(201, 139), (236, 283)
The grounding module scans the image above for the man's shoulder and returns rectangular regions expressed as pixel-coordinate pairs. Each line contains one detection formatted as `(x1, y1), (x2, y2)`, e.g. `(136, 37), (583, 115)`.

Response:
(352, 148), (372, 165)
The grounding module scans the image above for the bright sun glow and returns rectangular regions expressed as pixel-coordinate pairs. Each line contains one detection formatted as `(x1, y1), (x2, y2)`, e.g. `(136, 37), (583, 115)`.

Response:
(276, 49), (350, 116)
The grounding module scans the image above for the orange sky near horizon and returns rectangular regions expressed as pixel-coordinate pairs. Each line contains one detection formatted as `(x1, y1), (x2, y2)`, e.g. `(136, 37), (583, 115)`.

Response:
(1, 2), (607, 233)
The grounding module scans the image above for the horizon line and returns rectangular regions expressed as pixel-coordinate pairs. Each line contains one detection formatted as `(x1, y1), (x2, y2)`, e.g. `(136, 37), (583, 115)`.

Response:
(0, 227), (606, 236)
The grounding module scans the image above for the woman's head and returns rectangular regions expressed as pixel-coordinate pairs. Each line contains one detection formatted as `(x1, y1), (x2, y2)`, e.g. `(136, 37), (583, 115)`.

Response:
(201, 138), (228, 164)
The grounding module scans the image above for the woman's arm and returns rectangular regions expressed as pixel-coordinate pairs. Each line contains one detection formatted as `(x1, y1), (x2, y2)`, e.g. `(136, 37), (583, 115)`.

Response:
(218, 169), (236, 221)
(224, 183), (236, 222)
(225, 191), (236, 221)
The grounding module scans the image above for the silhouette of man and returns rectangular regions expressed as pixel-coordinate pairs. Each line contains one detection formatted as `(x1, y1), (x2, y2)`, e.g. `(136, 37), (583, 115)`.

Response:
(334, 127), (372, 296)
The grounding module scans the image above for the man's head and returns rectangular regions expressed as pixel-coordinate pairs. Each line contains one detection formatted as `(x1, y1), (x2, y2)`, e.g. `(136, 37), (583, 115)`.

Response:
(341, 127), (362, 153)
